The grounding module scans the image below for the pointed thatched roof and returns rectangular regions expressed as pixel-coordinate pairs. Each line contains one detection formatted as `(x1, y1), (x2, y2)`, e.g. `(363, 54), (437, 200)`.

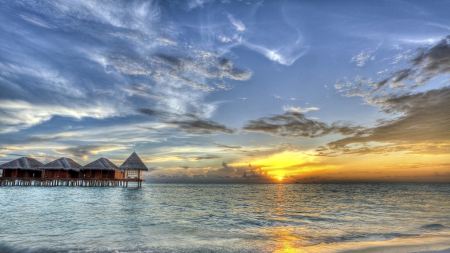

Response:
(40, 157), (82, 171)
(119, 152), (148, 171)
(81, 157), (120, 171)
(0, 157), (43, 170)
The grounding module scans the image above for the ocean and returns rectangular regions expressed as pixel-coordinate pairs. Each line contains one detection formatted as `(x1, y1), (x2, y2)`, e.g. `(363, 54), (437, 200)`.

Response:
(0, 183), (449, 253)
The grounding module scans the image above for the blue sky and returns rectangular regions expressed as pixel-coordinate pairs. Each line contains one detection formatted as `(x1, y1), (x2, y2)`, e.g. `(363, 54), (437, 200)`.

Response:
(1, 0), (450, 182)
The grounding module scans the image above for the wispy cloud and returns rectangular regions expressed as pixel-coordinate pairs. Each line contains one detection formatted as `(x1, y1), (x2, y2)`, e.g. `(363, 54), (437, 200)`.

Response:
(282, 105), (319, 113)
(350, 45), (380, 67)
(0, 1), (252, 136)
(0, 100), (123, 134)
(242, 41), (308, 66)
(227, 14), (246, 31)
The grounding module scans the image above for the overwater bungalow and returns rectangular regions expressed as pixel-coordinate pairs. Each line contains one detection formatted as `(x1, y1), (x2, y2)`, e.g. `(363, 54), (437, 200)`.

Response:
(41, 157), (81, 179)
(0, 157), (43, 178)
(119, 151), (148, 187)
(81, 157), (123, 180)
(0, 152), (147, 187)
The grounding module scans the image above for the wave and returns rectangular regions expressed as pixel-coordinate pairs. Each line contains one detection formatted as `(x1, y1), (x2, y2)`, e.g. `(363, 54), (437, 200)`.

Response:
(421, 223), (447, 231)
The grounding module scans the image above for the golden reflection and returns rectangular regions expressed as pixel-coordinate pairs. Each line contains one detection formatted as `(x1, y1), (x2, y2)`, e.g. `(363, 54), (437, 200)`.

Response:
(270, 228), (308, 253)
(268, 230), (450, 253)
(276, 184), (284, 216)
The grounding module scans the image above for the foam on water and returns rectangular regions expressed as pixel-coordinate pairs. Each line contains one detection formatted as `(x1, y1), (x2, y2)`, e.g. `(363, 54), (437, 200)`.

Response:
(0, 183), (449, 252)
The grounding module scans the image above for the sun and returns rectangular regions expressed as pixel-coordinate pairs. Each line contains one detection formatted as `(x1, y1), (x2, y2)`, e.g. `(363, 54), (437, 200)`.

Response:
(278, 176), (283, 181)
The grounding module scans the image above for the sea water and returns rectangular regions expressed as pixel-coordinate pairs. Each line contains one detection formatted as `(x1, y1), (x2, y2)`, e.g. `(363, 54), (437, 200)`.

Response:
(0, 183), (449, 252)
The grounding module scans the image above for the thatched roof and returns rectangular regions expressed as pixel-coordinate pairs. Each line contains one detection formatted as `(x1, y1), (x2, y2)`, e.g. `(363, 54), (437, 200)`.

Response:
(0, 157), (43, 170)
(82, 157), (120, 171)
(40, 157), (82, 171)
(119, 152), (148, 171)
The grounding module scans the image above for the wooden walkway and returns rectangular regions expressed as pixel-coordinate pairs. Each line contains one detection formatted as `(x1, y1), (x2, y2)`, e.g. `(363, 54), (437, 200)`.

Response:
(0, 177), (145, 187)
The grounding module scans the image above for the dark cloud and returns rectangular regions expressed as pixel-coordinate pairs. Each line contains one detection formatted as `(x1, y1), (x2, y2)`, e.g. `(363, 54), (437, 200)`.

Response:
(155, 54), (182, 69)
(214, 143), (242, 150)
(206, 162), (236, 178)
(139, 108), (236, 135)
(55, 145), (119, 157)
(169, 116), (235, 135)
(411, 35), (450, 76)
(5, 153), (27, 157)
(242, 165), (272, 180)
(243, 112), (364, 138)
(152, 53), (252, 86)
(390, 69), (415, 86)
(278, 143), (302, 150)
(328, 86), (450, 155)
(192, 155), (220, 161)
(336, 35), (450, 99)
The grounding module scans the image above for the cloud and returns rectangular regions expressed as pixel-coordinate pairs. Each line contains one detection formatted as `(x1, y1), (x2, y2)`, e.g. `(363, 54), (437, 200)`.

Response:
(277, 143), (302, 151)
(242, 165), (272, 180)
(350, 51), (371, 67)
(214, 143), (242, 150)
(206, 162), (236, 178)
(350, 45), (380, 67)
(139, 108), (236, 135)
(169, 116), (236, 135)
(243, 112), (364, 138)
(411, 35), (450, 77)
(217, 2), (309, 66)
(328, 86), (450, 155)
(55, 144), (125, 160)
(0, 100), (123, 134)
(227, 14), (246, 31)
(0, 1), (252, 135)
(192, 155), (220, 161)
(331, 35), (450, 156)
(242, 41), (308, 66)
(282, 105), (320, 113)
(336, 35), (450, 102)
(186, 0), (213, 10)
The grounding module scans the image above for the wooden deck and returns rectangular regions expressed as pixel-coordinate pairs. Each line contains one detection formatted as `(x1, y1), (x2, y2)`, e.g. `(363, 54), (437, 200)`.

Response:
(0, 177), (145, 187)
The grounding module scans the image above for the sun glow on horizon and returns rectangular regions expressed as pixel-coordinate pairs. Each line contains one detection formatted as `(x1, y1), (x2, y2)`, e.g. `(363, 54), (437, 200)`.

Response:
(236, 151), (318, 178)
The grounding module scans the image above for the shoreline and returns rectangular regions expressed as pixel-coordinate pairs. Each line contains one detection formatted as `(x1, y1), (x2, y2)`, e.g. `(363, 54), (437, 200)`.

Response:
(272, 231), (450, 253)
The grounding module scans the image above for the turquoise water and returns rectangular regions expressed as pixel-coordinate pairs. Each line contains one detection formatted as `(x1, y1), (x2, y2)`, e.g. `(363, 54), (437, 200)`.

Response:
(0, 183), (449, 252)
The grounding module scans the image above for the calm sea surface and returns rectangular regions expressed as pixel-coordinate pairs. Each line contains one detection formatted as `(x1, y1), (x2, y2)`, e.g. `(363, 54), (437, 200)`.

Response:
(0, 183), (449, 252)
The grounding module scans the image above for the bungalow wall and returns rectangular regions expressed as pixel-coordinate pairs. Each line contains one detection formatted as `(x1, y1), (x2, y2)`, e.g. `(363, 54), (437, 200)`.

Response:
(2, 169), (15, 177)
(43, 170), (79, 179)
(2, 169), (41, 178)
(115, 170), (124, 179)
(81, 170), (123, 179)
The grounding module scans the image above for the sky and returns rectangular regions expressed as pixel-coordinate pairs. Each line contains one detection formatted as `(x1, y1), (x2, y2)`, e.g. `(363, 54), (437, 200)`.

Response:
(1, 0), (450, 183)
